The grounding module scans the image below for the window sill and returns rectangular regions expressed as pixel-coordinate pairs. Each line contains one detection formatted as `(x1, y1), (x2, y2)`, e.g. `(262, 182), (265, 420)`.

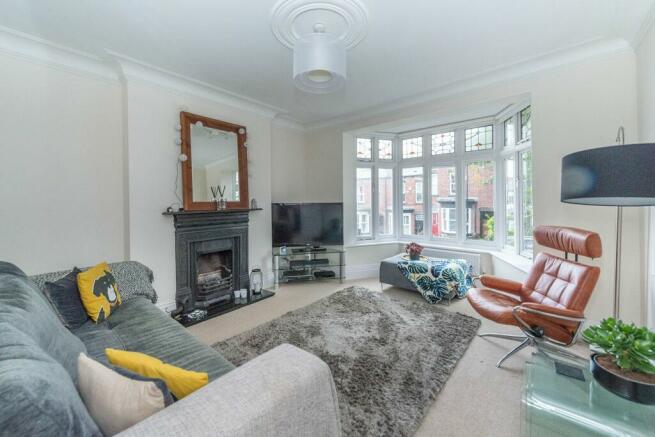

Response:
(346, 240), (533, 273)
(488, 250), (532, 273)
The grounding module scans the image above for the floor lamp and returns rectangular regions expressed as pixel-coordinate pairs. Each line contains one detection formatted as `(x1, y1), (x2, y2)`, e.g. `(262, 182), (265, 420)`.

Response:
(561, 132), (655, 318)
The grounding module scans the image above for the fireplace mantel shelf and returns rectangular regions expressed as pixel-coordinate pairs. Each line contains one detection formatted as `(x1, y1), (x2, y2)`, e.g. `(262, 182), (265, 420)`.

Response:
(162, 208), (262, 216)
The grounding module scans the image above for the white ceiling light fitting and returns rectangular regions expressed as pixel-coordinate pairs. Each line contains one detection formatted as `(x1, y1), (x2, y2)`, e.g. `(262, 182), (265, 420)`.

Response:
(271, 0), (368, 94)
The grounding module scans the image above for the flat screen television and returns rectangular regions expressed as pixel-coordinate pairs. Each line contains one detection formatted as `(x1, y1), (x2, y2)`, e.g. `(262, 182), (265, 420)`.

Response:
(272, 203), (343, 247)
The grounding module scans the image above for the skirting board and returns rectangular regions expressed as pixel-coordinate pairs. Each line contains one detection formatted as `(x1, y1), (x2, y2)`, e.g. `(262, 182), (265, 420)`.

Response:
(346, 263), (380, 280)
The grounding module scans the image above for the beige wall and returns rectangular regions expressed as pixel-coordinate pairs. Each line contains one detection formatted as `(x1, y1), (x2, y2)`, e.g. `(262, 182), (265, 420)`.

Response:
(0, 54), (125, 273)
(271, 123), (307, 202)
(124, 80), (274, 308)
(306, 49), (643, 324)
(0, 52), (278, 309)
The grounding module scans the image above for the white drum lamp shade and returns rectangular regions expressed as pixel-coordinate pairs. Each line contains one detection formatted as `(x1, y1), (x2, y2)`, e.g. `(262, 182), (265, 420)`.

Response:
(293, 31), (346, 93)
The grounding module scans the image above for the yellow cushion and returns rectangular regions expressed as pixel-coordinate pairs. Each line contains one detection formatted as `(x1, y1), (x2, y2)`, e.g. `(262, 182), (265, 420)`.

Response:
(105, 349), (208, 399)
(77, 262), (121, 323)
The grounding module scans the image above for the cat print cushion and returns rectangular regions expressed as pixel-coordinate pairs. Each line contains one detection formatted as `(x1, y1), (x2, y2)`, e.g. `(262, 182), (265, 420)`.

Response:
(77, 262), (122, 323)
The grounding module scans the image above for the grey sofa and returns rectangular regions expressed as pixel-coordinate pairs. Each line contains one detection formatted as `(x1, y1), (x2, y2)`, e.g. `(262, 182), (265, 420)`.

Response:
(0, 261), (341, 437)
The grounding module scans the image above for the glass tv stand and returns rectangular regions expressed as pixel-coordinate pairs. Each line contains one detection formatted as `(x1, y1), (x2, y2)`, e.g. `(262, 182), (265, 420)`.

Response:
(272, 247), (345, 288)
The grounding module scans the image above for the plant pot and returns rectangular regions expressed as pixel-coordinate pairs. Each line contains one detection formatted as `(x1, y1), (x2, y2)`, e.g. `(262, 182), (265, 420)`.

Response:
(409, 253), (421, 261)
(590, 353), (655, 405)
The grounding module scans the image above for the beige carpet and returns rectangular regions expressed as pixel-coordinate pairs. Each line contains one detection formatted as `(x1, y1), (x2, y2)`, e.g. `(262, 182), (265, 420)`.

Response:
(187, 278), (589, 437)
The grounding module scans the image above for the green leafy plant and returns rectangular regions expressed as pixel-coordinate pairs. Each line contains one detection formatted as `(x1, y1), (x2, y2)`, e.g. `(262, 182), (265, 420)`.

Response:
(582, 318), (655, 374)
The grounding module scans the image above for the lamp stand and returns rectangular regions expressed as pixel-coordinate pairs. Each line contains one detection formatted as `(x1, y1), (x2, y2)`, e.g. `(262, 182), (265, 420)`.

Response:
(614, 206), (622, 318)
(613, 126), (625, 319)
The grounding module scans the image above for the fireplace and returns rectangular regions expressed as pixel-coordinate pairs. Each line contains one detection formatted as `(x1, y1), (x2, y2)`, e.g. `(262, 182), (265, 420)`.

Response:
(172, 211), (249, 313)
(195, 248), (233, 307)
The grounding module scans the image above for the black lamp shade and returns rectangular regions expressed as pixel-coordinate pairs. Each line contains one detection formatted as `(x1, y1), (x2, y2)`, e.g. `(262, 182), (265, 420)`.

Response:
(561, 143), (655, 206)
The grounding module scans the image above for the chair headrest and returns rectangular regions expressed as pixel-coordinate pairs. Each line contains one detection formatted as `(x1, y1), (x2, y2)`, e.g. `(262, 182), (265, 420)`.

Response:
(534, 225), (602, 259)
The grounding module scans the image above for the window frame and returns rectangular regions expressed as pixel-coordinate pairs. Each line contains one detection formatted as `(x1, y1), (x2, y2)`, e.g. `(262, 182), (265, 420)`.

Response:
(355, 135), (398, 241)
(499, 104), (533, 258)
(400, 165), (426, 238)
(351, 102), (532, 257)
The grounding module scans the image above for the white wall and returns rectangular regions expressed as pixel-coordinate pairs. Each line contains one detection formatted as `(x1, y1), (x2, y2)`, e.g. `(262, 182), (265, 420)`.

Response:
(0, 49), (278, 310)
(0, 54), (126, 273)
(271, 123), (307, 202)
(637, 20), (655, 328)
(123, 79), (274, 308)
(307, 49), (643, 324)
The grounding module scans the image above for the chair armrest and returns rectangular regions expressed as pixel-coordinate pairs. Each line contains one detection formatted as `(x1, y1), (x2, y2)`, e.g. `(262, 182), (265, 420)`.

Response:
(479, 275), (523, 295)
(517, 303), (585, 322)
(117, 344), (341, 437)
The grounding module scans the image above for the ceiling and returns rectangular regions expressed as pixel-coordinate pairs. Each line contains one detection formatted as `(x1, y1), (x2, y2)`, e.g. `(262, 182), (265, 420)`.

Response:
(0, 0), (653, 125)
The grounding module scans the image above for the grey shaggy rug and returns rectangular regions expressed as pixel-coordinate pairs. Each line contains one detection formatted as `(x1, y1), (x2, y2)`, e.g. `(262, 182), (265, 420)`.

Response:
(214, 286), (480, 437)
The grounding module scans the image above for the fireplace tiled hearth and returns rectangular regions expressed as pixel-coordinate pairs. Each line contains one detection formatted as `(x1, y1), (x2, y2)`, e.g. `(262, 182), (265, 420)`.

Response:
(167, 209), (274, 326)
(171, 210), (250, 312)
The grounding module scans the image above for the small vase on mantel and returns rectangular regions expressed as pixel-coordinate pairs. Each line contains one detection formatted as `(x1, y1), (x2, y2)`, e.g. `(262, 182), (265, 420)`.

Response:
(211, 185), (227, 210)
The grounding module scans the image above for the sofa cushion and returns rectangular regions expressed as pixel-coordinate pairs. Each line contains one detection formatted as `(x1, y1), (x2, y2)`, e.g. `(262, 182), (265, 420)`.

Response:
(43, 267), (88, 329)
(77, 354), (168, 436)
(79, 298), (235, 381)
(30, 261), (158, 304)
(0, 323), (101, 437)
(77, 262), (122, 323)
(74, 322), (127, 364)
(106, 348), (209, 399)
(0, 261), (87, 383)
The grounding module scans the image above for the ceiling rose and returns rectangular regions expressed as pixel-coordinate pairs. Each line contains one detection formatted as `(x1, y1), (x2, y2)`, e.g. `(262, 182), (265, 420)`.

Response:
(270, 0), (369, 93)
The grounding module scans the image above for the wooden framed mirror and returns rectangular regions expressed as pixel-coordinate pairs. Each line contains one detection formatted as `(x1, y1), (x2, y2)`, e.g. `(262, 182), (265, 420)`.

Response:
(180, 111), (249, 210)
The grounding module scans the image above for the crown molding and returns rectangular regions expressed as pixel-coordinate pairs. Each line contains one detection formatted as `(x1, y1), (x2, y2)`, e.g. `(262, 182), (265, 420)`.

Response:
(108, 51), (285, 119)
(0, 26), (289, 120)
(632, 2), (655, 49)
(304, 37), (633, 131)
(272, 115), (306, 131)
(0, 26), (118, 82)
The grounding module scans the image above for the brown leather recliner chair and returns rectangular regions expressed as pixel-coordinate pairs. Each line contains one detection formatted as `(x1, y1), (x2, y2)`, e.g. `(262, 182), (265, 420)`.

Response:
(467, 225), (602, 367)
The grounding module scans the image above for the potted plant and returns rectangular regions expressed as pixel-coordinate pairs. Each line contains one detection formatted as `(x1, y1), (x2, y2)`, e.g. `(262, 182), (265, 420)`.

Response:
(582, 318), (655, 404)
(405, 242), (424, 261)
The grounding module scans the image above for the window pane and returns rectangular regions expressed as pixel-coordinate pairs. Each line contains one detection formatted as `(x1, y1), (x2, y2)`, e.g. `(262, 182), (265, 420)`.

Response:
(402, 137), (423, 159)
(466, 161), (495, 241)
(432, 132), (455, 155)
(356, 138), (372, 160)
(504, 118), (515, 147)
(356, 168), (372, 237)
(378, 139), (393, 160)
(402, 167), (424, 236)
(378, 168), (394, 236)
(521, 151), (534, 254)
(520, 106), (531, 140)
(431, 166), (456, 239)
(504, 157), (516, 247)
(465, 125), (493, 152)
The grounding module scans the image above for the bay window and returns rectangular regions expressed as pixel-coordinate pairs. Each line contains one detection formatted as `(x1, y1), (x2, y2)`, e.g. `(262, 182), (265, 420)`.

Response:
(378, 168), (394, 236)
(431, 166), (456, 240)
(353, 104), (533, 258)
(521, 150), (533, 254)
(466, 161), (495, 241)
(504, 157), (516, 248)
(402, 167), (424, 236)
(356, 167), (372, 237)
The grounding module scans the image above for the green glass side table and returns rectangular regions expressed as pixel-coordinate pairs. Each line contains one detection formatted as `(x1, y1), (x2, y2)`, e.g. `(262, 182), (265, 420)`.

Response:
(522, 349), (655, 436)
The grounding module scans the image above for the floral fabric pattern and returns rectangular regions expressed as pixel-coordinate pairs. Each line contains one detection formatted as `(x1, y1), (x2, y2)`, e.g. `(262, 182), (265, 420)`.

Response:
(397, 258), (473, 304)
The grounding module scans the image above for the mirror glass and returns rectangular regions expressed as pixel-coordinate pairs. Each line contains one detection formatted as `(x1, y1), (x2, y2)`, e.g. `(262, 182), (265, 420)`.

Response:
(190, 122), (240, 202)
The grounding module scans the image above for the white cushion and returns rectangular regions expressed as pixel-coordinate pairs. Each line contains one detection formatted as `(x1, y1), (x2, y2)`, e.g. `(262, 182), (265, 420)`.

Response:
(77, 353), (167, 436)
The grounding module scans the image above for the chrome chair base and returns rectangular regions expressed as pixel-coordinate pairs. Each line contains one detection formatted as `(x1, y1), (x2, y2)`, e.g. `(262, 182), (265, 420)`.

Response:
(478, 332), (536, 368)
